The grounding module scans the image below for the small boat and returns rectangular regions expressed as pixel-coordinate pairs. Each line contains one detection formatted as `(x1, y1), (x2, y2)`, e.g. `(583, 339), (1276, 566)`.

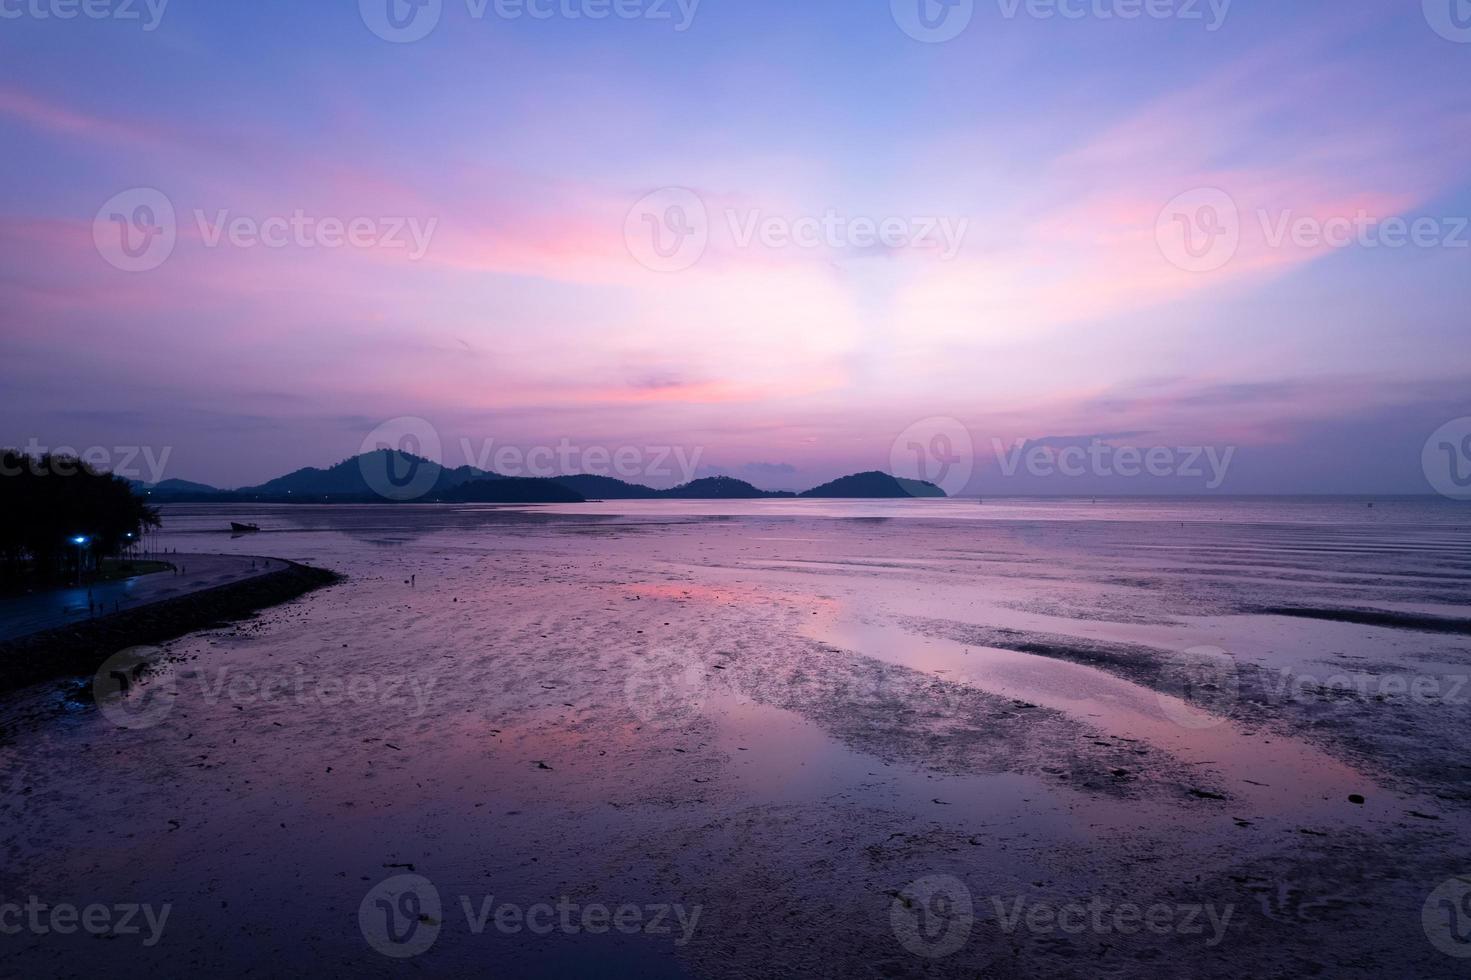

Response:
(230, 522), (261, 533)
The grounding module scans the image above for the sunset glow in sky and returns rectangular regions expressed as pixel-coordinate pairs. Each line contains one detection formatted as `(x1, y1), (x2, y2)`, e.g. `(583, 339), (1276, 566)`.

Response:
(4, 0), (1470, 492)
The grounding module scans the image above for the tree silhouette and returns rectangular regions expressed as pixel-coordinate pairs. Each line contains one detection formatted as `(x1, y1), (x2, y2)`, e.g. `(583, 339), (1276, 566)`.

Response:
(0, 451), (162, 587)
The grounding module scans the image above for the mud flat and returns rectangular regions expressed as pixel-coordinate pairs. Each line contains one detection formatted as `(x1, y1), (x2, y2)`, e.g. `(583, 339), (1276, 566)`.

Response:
(1, 498), (1469, 978)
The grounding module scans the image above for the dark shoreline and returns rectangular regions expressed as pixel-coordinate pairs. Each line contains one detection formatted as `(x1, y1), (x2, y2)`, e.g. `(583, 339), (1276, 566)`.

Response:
(0, 560), (342, 695)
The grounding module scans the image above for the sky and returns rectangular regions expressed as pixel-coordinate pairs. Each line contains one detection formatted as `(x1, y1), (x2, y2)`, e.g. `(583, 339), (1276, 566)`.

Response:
(2, 0), (1470, 494)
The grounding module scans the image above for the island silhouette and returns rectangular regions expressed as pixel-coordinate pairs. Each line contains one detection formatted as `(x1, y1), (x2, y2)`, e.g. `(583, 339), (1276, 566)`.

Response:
(127, 451), (946, 503)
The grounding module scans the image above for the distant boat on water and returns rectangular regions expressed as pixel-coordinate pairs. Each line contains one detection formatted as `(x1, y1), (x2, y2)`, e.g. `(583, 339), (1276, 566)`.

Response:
(230, 522), (261, 533)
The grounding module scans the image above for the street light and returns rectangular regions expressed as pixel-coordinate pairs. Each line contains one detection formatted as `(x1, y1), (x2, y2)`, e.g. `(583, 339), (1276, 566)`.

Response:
(71, 535), (90, 585)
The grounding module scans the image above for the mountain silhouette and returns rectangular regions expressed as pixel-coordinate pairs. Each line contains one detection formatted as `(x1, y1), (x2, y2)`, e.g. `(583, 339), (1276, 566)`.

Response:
(116, 453), (950, 502)
(659, 476), (790, 499)
(800, 471), (945, 498)
(552, 475), (661, 499)
(131, 478), (222, 496)
(236, 450), (491, 497)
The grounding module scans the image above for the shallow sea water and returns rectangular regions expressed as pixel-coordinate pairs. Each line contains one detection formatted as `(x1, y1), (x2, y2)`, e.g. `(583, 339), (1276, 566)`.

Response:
(2, 497), (1470, 977)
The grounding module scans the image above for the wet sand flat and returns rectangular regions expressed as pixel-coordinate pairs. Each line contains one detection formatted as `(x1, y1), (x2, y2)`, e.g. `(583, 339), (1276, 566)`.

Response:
(2, 498), (1469, 977)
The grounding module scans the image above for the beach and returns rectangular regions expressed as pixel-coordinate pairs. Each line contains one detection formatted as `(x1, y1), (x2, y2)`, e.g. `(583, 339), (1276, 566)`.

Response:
(2, 498), (1469, 977)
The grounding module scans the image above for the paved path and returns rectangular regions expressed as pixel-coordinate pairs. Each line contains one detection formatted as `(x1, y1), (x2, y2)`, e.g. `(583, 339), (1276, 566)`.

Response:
(0, 554), (287, 642)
